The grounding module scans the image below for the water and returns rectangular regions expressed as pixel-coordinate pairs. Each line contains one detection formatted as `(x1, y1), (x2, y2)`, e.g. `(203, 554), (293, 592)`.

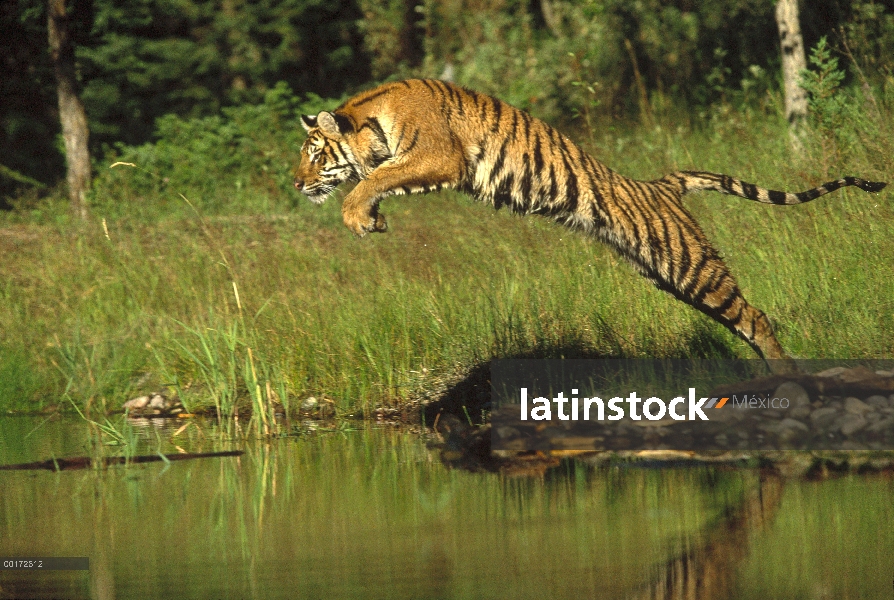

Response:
(1, 416), (892, 599)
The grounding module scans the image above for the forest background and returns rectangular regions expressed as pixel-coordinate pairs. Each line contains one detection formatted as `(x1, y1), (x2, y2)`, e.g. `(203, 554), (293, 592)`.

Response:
(1, 0), (893, 417)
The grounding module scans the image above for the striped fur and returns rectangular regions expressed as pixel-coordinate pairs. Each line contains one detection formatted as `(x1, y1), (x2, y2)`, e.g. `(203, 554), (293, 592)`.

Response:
(293, 79), (887, 366)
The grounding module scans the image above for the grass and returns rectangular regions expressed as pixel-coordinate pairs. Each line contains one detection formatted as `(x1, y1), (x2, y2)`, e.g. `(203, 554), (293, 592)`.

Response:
(0, 93), (891, 420)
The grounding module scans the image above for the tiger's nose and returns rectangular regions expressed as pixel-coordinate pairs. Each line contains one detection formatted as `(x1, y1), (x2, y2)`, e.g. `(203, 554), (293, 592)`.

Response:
(293, 177), (304, 191)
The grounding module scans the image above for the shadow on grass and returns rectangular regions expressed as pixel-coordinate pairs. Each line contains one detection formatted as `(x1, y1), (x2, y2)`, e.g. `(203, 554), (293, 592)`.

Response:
(424, 324), (739, 427)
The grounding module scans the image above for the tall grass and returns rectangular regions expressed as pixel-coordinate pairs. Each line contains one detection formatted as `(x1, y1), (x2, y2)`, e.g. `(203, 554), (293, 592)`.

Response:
(0, 82), (891, 418)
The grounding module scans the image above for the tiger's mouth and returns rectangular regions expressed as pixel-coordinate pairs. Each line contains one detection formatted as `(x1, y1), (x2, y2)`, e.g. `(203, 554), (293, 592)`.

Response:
(302, 185), (333, 205)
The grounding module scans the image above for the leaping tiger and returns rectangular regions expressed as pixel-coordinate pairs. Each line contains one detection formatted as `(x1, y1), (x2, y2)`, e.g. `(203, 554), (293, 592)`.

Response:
(293, 78), (887, 368)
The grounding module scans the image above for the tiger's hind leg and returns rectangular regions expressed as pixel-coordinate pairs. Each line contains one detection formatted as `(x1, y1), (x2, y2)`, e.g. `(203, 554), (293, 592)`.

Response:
(653, 251), (799, 374)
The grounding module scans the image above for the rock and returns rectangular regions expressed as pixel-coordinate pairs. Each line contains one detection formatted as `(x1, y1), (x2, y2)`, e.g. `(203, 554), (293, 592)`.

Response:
(495, 426), (520, 439)
(867, 415), (894, 433)
(777, 419), (810, 444)
(148, 394), (168, 410)
(815, 366), (847, 378)
(838, 366), (879, 383)
(123, 395), (150, 410)
(300, 397), (319, 410)
(788, 406), (812, 419)
(875, 370), (894, 377)
(810, 407), (839, 429)
(774, 453), (815, 477)
(779, 418), (809, 431)
(839, 414), (868, 436)
(774, 381), (810, 407)
(865, 395), (890, 408)
(844, 397), (872, 415)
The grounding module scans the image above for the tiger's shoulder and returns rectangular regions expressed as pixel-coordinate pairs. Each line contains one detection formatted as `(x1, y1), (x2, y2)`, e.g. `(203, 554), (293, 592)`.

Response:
(335, 79), (493, 119)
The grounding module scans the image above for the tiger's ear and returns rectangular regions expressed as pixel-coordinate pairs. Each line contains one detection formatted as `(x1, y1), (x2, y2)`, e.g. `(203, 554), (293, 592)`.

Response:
(300, 114), (317, 132)
(316, 111), (354, 137)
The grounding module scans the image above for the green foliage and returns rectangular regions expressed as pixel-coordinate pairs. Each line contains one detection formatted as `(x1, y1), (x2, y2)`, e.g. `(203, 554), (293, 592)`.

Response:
(801, 37), (848, 134)
(92, 83), (337, 218)
(79, 0), (369, 148)
(800, 36), (894, 176)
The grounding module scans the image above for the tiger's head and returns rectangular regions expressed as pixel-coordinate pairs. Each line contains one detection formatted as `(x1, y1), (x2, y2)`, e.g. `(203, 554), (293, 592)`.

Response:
(294, 111), (359, 204)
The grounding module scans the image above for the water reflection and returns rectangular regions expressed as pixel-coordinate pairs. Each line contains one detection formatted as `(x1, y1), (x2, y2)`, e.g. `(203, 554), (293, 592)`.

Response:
(0, 417), (892, 599)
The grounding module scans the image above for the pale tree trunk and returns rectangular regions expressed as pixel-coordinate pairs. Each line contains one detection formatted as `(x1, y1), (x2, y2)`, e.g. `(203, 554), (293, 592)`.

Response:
(48, 0), (90, 220)
(775, 0), (807, 152)
(540, 0), (561, 37)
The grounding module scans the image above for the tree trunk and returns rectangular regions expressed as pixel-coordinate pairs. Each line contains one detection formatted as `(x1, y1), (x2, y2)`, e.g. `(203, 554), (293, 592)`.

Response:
(540, 0), (561, 37)
(48, 0), (90, 220)
(775, 0), (807, 150)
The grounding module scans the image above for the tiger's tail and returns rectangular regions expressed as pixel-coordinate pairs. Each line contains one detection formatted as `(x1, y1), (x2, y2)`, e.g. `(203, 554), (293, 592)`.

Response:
(665, 171), (887, 205)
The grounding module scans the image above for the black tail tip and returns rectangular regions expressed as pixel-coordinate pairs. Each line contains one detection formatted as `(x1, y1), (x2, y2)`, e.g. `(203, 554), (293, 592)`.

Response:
(857, 180), (887, 193)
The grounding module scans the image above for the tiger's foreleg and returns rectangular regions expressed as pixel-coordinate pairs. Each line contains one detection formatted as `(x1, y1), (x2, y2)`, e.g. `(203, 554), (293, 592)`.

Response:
(341, 154), (465, 237)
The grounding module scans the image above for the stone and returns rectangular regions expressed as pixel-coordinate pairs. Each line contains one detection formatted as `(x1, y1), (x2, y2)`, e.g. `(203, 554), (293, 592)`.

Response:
(788, 406), (812, 419)
(779, 418), (809, 431)
(867, 415), (894, 433)
(774, 381), (810, 407)
(300, 397), (319, 410)
(838, 366), (878, 383)
(148, 394), (168, 409)
(865, 395), (890, 408)
(839, 414), (868, 436)
(810, 407), (839, 429)
(874, 370), (894, 377)
(123, 395), (150, 410)
(495, 426), (520, 439)
(815, 366), (846, 378)
(844, 397), (872, 415)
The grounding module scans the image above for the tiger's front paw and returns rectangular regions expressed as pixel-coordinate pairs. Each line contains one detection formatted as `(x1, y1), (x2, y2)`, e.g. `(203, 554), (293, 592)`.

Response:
(343, 207), (388, 237)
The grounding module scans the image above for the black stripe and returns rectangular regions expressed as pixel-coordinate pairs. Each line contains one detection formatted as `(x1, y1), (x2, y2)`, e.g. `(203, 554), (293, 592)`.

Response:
(402, 129), (421, 155)
(711, 288), (739, 318)
(643, 184), (671, 270)
(742, 181), (759, 200)
(680, 252), (711, 298)
(532, 132), (545, 174)
(692, 269), (724, 306)
(548, 165), (558, 200)
(519, 109), (532, 144)
(360, 117), (388, 147)
(669, 220), (691, 289)
(612, 175), (645, 254)
(494, 173), (514, 210)
(768, 190), (787, 204)
(562, 156), (579, 213)
(489, 135), (512, 187)
(490, 98), (503, 133)
(420, 79), (438, 94)
(730, 300), (746, 326)
(520, 153), (533, 205)
(349, 87), (392, 108)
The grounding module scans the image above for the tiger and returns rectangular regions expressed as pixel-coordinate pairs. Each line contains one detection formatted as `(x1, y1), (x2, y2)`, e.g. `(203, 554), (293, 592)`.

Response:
(293, 78), (886, 369)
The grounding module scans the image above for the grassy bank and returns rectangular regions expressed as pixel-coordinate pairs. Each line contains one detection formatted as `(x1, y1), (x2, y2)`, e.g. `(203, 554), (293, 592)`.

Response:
(1, 91), (891, 419)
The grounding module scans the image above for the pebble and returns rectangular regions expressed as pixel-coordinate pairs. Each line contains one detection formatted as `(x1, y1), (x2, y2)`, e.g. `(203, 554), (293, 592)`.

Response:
(300, 397), (319, 410)
(148, 394), (167, 410)
(868, 416), (894, 433)
(844, 397), (872, 415)
(839, 414), (868, 436)
(809, 407), (839, 429)
(815, 366), (847, 377)
(774, 382), (810, 407)
(865, 395), (890, 408)
(123, 395), (150, 410)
